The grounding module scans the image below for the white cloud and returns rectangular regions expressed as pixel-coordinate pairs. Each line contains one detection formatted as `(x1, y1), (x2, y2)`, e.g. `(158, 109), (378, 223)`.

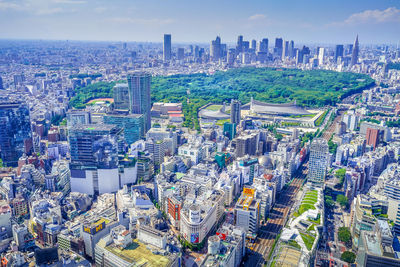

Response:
(248, 14), (266, 21)
(332, 7), (400, 26)
(35, 7), (63, 15)
(0, 1), (23, 10)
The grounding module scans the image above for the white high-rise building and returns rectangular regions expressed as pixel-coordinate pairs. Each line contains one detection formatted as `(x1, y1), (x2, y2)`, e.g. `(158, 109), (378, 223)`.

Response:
(308, 138), (329, 186)
(318, 47), (325, 65)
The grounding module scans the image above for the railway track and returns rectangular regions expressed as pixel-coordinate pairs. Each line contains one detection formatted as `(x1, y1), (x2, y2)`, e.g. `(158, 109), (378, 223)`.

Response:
(246, 166), (308, 266)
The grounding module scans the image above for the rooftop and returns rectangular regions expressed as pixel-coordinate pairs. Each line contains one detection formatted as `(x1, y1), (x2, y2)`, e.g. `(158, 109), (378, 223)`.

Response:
(102, 239), (171, 266)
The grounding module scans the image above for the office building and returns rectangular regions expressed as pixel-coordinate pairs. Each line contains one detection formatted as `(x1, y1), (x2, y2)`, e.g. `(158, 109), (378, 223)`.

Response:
(235, 132), (258, 158)
(235, 188), (260, 234)
(203, 225), (245, 267)
(230, 99), (241, 124)
(103, 113), (144, 145)
(50, 160), (71, 197)
(351, 35), (359, 66)
(127, 72), (151, 132)
(95, 225), (179, 267)
(360, 121), (390, 142)
(163, 34), (172, 61)
(69, 124), (121, 169)
(318, 47), (325, 65)
(69, 124), (126, 195)
(366, 128), (380, 149)
(0, 76), (3, 89)
(210, 36), (221, 61)
(296, 49), (303, 64)
(237, 157), (259, 185)
(289, 40), (294, 58)
(137, 153), (153, 182)
(66, 110), (91, 126)
(194, 45), (200, 58)
(180, 190), (225, 245)
(0, 101), (32, 166)
(223, 123), (236, 140)
(113, 83), (130, 110)
(282, 41), (289, 60)
(356, 230), (400, 267)
(227, 49), (236, 65)
(236, 35), (243, 53)
(335, 45), (344, 63)
(250, 39), (256, 50)
(308, 138), (329, 186)
(275, 38), (283, 56)
(145, 139), (166, 169)
(177, 47), (184, 60)
(146, 127), (177, 155)
(258, 38), (268, 53)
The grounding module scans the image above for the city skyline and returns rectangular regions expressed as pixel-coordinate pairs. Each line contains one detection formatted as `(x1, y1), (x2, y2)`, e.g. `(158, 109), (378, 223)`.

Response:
(0, 0), (399, 44)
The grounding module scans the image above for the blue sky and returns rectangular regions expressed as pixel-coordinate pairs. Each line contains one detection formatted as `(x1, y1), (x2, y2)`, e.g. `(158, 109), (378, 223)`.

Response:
(0, 0), (399, 44)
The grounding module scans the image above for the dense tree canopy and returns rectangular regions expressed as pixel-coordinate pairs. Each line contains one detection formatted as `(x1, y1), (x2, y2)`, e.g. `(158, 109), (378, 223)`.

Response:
(69, 67), (375, 130)
(341, 251), (356, 263)
(337, 195), (349, 208)
(338, 227), (351, 243)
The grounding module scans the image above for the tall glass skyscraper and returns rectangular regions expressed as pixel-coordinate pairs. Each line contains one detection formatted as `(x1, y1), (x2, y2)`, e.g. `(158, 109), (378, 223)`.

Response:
(113, 83), (130, 110)
(127, 72), (151, 132)
(163, 34), (172, 61)
(335, 45), (344, 63)
(0, 102), (32, 166)
(230, 99), (241, 124)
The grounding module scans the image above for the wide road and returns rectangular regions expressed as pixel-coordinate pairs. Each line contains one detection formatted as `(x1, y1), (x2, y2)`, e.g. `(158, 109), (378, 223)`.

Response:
(245, 164), (308, 267)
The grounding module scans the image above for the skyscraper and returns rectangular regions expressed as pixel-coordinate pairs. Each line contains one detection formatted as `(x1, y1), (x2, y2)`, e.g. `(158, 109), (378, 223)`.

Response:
(251, 39), (257, 50)
(236, 35), (243, 54)
(113, 83), (130, 110)
(227, 49), (236, 65)
(308, 138), (329, 187)
(127, 72), (151, 132)
(230, 99), (241, 124)
(351, 35), (359, 66)
(366, 128), (380, 149)
(282, 41), (289, 60)
(346, 44), (353, 56)
(335, 45), (344, 63)
(0, 76), (3, 90)
(163, 34), (172, 61)
(0, 102), (32, 166)
(289, 40), (294, 58)
(274, 38), (283, 56)
(318, 47), (325, 65)
(177, 48), (185, 60)
(258, 38), (268, 53)
(69, 124), (125, 195)
(296, 49), (303, 64)
(194, 45), (200, 58)
(210, 36), (221, 61)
